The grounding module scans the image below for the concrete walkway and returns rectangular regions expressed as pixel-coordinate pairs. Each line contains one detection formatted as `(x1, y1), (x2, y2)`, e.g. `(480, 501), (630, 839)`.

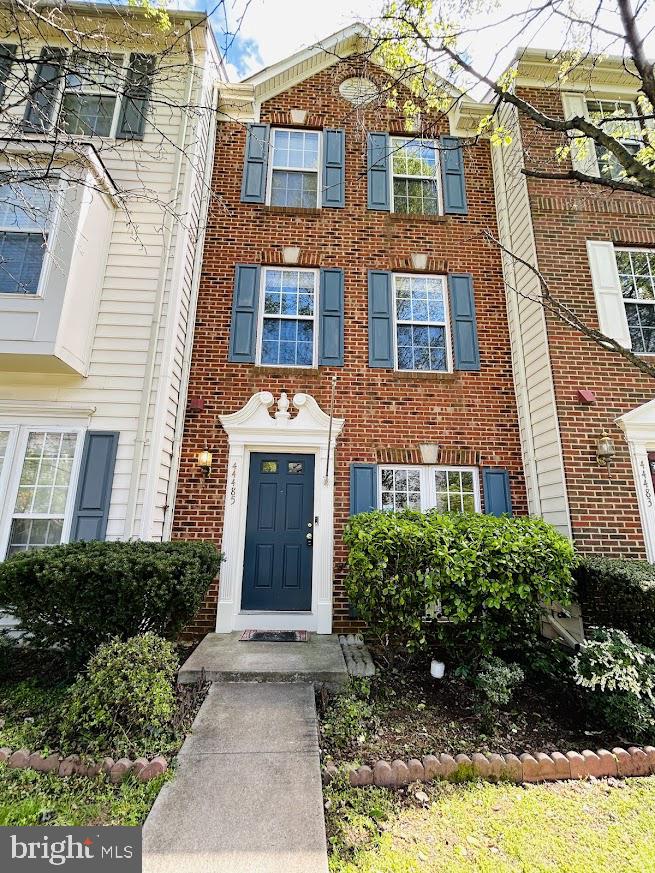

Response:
(143, 682), (329, 873)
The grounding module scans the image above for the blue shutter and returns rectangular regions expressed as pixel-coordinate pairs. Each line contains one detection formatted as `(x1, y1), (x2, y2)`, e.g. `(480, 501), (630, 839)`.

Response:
(322, 128), (345, 208)
(319, 268), (344, 366)
(23, 47), (66, 131)
(228, 264), (261, 363)
(241, 124), (270, 204)
(116, 53), (156, 140)
(0, 44), (16, 103)
(367, 132), (390, 210)
(368, 270), (394, 368)
(440, 135), (468, 215)
(449, 273), (480, 371)
(482, 468), (513, 517)
(350, 463), (378, 515)
(70, 432), (119, 541)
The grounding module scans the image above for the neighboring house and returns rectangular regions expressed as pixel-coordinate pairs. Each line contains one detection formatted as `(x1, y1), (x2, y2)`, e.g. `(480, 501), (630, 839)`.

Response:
(173, 25), (527, 636)
(0, 3), (221, 561)
(492, 48), (655, 561)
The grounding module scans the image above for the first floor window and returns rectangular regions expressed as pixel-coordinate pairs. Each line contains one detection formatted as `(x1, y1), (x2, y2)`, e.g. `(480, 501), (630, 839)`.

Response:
(394, 273), (449, 372)
(269, 128), (320, 208)
(615, 248), (655, 353)
(0, 180), (53, 294)
(379, 465), (480, 513)
(259, 267), (317, 366)
(586, 99), (641, 182)
(390, 137), (440, 215)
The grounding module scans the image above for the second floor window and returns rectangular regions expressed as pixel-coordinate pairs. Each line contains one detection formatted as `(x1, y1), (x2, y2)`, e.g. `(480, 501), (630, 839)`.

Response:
(0, 181), (52, 294)
(258, 267), (317, 366)
(391, 137), (440, 214)
(269, 129), (320, 208)
(586, 99), (641, 182)
(62, 51), (123, 137)
(616, 248), (655, 353)
(394, 274), (450, 372)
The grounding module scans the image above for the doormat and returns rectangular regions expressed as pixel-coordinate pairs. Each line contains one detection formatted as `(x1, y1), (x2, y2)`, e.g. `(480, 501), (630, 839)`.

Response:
(239, 630), (309, 642)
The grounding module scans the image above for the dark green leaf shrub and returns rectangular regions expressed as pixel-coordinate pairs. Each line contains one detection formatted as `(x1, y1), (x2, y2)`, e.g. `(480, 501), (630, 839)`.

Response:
(0, 540), (221, 666)
(344, 510), (574, 656)
(58, 633), (178, 756)
(575, 555), (655, 648)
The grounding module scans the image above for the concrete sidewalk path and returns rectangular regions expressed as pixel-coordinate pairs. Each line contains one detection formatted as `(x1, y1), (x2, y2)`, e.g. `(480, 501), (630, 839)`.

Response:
(142, 683), (329, 873)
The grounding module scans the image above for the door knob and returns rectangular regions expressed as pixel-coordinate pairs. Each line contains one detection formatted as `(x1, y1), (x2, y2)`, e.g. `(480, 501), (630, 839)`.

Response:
(306, 531), (313, 546)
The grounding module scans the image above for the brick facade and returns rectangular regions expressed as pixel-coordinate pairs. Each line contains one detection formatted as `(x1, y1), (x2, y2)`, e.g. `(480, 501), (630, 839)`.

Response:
(172, 61), (527, 638)
(518, 85), (655, 558)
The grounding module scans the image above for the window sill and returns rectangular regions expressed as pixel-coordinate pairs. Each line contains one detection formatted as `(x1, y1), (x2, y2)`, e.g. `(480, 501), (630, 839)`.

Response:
(253, 365), (322, 376)
(385, 212), (451, 224)
(386, 370), (460, 382)
(263, 206), (322, 217)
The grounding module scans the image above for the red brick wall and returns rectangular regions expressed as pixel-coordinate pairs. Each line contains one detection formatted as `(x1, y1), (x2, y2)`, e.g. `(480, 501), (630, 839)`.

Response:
(517, 86), (655, 558)
(172, 62), (527, 638)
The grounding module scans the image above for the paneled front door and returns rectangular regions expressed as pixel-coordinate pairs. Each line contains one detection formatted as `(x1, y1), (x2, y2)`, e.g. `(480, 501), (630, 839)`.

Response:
(241, 452), (314, 611)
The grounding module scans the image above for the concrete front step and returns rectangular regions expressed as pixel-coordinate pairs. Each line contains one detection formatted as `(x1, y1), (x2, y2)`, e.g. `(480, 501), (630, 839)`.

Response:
(178, 632), (348, 687)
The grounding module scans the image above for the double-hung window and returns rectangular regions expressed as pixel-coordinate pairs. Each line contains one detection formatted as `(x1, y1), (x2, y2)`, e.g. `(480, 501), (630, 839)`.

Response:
(394, 274), (450, 372)
(615, 248), (655, 353)
(0, 180), (53, 295)
(390, 137), (440, 215)
(258, 267), (317, 367)
(61, 51), (124, 137)
(269, 129), (320, 208)
(379, 465), (480, 513)
(586, 99), (641, 182)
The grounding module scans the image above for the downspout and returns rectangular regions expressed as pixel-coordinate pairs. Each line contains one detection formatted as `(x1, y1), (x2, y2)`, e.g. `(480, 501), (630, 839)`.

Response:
(162, 80), (219, 539)
(123, 21), (196, 539)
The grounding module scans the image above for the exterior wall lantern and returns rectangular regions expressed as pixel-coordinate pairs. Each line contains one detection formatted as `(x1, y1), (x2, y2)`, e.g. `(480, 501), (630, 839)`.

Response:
(197, 449), (213, 476)
(596, 431), (616, 467)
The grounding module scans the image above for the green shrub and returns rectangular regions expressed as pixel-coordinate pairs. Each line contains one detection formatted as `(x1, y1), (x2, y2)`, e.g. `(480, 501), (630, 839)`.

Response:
(474, 657), (525, 706)
(58, 633), (179, 756)
(0, 540), (221, 666)
(572, 627), (655, 742)
(344, 510), (574, 656)
(575, 555), (655, 648)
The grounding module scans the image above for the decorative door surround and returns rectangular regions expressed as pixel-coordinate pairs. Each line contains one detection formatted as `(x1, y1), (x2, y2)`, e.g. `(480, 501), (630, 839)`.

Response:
(618, 398), (655, 563)
(216, 391), (344, 633)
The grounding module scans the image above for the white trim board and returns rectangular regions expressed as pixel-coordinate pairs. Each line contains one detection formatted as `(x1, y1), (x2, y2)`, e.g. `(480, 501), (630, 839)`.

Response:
(618, 398), (655, 563)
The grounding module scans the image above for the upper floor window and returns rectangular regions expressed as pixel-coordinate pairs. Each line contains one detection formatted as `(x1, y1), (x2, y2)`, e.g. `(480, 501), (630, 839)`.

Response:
(586, 99), (641, 181)
(269, 129), (320, 208)
(615, 248), (655, 353)
(0, 180), (53, 294)
(379, 465), (480, 512)
(390, 137), (440, 215)
(258, 267), (317, 367)
(394, 273), (450, 372)
(62, 51), (124, 137)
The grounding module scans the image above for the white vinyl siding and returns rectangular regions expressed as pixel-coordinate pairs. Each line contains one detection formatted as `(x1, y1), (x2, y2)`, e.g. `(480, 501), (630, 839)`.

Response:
(379, 465), (480, 512)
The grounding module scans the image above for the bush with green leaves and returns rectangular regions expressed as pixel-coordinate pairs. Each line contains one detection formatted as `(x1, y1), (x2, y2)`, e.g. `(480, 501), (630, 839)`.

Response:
(474, 657), (524, 707)
(572, 627), (655, 741)
(58, 633), (179, 757)
(0, 540), (221, 666)
(575, 556), (655, 648)
(344, 510), (574, 656)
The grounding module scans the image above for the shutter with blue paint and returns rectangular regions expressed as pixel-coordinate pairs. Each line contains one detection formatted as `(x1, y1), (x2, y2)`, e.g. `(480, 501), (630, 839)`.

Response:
(228, 264), (261, 363)
(23, 47), (66, 131)
(116, 54), (155, 140)
(0, 44), (16, 103)
(319, 268), (344, 366)
(449, 273), (480, 371)
(440, 135), (468, 214)
(367, 132), (390, 210)
(70, 432), (119, 541)
(350, 463), (378, 515)
(241, 124), (270, 203)
(482, 468), (512, 517)
(322, 128), (345, 207)
(368, 270), (393, 368)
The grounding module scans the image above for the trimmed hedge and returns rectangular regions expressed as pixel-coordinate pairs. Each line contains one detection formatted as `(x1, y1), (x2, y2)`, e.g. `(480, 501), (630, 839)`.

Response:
(575, 555), (655, 648)
(344, 510), (574, 656)
(0, 540), (221, 666)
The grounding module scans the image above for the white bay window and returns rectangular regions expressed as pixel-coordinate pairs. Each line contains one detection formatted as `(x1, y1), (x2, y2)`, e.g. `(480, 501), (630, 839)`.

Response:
(379, 465), (480, 513)
(0, 180), (53, 295)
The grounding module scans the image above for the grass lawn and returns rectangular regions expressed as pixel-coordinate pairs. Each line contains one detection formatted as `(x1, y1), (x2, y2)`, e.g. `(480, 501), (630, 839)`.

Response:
(325, 776), (655, 873)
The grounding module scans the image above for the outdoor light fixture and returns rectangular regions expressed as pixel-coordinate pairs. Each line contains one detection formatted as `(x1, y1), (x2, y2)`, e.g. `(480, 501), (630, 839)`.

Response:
(197, 450), (213, 476)
(596, 431), (616, 467)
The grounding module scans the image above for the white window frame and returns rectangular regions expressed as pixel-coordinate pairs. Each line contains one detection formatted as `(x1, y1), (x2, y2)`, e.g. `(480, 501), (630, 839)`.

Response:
(266, 127), (323, 209)
(0, 424), (85, 559)
(392, 272), (452, 373)
(584, 97), (642, 181)
(255, 266), (319, 369)
(615, 246), (655, 356)
(378, 464), (481, 513)
(389, 135), (443, 216)
(0, 175), (64, 298)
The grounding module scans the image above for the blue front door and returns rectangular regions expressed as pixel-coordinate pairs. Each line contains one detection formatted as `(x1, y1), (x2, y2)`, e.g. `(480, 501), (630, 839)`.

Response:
(241, 452), (315, 611)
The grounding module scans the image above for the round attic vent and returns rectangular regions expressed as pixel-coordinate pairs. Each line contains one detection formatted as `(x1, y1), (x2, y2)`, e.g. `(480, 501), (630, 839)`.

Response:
(338, 77), (379, 106)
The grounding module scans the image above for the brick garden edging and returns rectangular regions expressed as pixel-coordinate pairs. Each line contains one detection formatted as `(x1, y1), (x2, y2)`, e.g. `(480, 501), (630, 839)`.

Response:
(323, 745), (655, 788)
(0, 747), (168, 783)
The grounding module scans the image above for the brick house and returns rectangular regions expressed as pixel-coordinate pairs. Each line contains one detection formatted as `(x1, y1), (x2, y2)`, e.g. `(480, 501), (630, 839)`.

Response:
(492, 49), (655, 562)
(172, 25), (527, 637)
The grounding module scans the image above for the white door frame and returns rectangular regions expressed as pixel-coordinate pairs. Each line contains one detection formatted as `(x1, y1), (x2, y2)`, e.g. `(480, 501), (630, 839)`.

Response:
(618, 398), (655, 562)
(216, 391), (344, 633)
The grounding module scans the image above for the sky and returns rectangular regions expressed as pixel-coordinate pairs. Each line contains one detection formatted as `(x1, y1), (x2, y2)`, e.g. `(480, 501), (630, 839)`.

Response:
(170, 0), (655, 85)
